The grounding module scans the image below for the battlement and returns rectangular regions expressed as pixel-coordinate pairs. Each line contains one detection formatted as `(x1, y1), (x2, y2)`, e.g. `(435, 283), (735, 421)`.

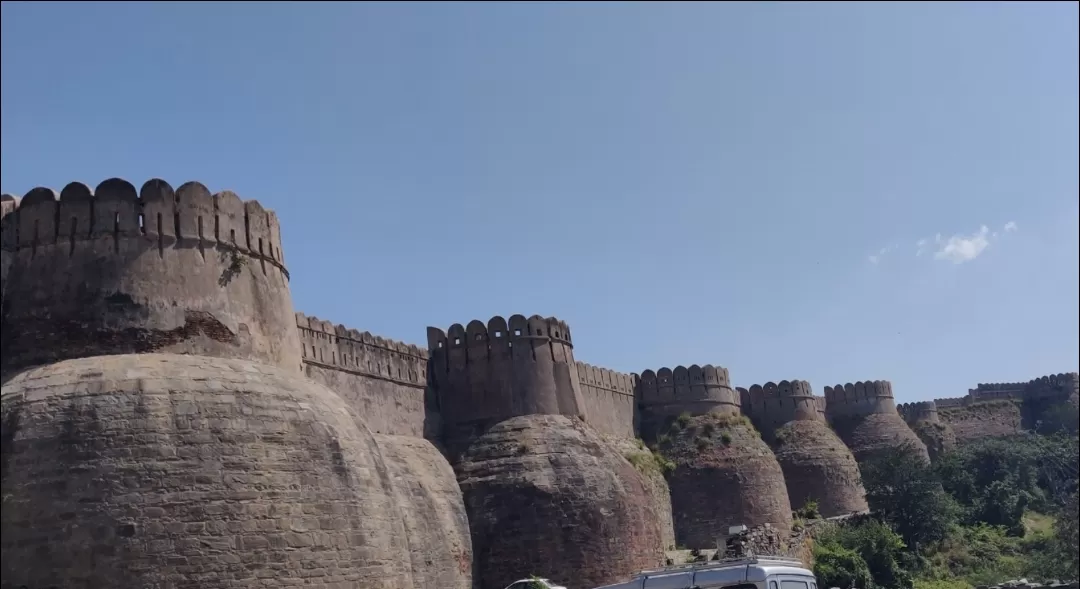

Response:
(739, 380), (822, 433)
(823, 380), (897, 419)
(897, 401), (940, 425)
(576, 362), (636, 399)
(637, 364), (739, 420)
(0, 178), (301, 374)
(427, 314), (585, 431)
(296, 312), (428, 387)
(1, 180), (285, 269)
(576, 362), (638, 438)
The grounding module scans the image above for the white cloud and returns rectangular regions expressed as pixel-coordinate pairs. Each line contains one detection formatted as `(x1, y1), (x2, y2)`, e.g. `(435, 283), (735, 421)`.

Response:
(933, 225), (991, 264)
(1004, 221), (1017, 232)
(868, 244), (898, 264)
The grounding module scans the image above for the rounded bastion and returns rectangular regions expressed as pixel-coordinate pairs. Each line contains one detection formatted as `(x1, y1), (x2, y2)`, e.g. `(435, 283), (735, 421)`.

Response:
(0, 354), (421, 589)
(739, 381), (868, 517)
(456, 414), (665, 589)
(427, 314), (586, 459)
(825, 380), (930, 464)
(640, 366), (793, 548)
(897, 401), (956, 461)
(1, 178), (473, 589)
(0, 179), (301, 375)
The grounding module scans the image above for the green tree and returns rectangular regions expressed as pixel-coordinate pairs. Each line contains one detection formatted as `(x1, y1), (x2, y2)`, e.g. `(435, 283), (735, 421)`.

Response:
(814, 543), (874, 589)
(860, 443), (956, 550)
(820, 519), (914, 589)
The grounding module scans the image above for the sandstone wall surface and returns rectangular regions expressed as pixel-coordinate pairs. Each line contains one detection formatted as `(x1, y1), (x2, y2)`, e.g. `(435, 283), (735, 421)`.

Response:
(604, 435), (677, 551)
(373, 434), (472, 589)
(658, 415), (793, 549)
(739, 381), (868, 517)
(577, 362), (637, 439)
(455, 414), (664, 589)
(1, 354), (420, 589)
(0, 180), (301, 375)
(938, 401), (1024, 443)
(769, 420), (869, 517)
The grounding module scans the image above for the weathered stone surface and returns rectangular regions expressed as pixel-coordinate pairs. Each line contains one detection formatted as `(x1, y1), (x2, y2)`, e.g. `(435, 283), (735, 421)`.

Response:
(769, 420), (869, 517)
(658, 415), (793, 549)
(910, 420), (958, 461)
(374, 434), (473, 589)
(456, 414), (664, 589)
(0, 180), (301, 375)
(604, 435), (677, 551)
(831, 412), (931, 464)
(939, 401), (1024, 444)
(1, 354), (416, 589)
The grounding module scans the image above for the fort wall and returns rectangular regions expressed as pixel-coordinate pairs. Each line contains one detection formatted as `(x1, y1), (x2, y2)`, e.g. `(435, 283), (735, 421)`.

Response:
(576, 362), (637, 439)
(897, 401), (941, 424)
(739, 380), (820, 434)
(824, 380), (929, 463)
(0, 179), (300, 374)
(740, 381), (869, 518)
(933, 373), (1078, 443)
(427, 314), (585, 457)
(897, 401), (956, 461)
(823, 380), (898, 419)
(637, 364), (739, 441)
(296, 313), (438, 439)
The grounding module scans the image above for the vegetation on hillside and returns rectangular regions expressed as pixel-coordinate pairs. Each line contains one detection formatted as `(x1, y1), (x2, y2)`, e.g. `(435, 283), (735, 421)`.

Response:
(812, 432), (1079, 589)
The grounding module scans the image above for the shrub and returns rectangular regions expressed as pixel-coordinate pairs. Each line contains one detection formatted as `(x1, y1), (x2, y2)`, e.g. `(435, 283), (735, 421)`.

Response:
(814, 542), (874, 589)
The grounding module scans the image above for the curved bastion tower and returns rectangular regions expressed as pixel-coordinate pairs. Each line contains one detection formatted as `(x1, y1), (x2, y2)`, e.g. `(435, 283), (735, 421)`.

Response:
(739, 381), (868, 517)
(0, 179), (470, 589)
(428, 316), (665, 589)
(897, 401), (956, 461)
(638, 365), (792, 549)
(824, 380), (929, 464)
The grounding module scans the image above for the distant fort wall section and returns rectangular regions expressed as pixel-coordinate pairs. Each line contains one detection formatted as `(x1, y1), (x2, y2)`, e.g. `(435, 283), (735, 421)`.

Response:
(897, 401), (940, 425)
(296, 313), (437, 438)
(576, 362), (637, 439)
(823, 380), (898, 419)
(0, 179), (300, 375)
(934, 373), (1079, 442)
(739, 380), (820, 434)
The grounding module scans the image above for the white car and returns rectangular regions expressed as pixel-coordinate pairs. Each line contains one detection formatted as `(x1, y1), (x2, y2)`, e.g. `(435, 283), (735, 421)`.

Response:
(504, 579), (568, 589)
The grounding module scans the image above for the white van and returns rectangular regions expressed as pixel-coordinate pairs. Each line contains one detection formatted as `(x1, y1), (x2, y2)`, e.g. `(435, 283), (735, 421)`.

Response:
(592, 556), (819, 589)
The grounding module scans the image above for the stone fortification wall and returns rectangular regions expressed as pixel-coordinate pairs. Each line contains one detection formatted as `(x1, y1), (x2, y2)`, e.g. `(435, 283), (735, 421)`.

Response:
(296, 313), (437, 438)
(740, 381), (868, 518)
(576, 361), (637, 438)
(0, 354), (449, 588)
(898, 400), (957, 460)
(427, 314), (585, 458)
(824, 380), (929, 463)
(0, 179), (301, 374)
(373, 434), (473, 589)
(637, 364), (739, 441)
(455, 414), (664, 589)
(639, 364), (792, 548)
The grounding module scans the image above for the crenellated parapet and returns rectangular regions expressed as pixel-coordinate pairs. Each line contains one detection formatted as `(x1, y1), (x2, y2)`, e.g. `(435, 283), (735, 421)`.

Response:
(638, 364), (738, 417)
(576, 362), (638, 438)
(427, 314), (585, 439)
(823, 380), (897, 420)
(0, 179), (300, 374)
(897, 401), (940, 425)
(739, 380), (821, 434)
(576, 362), (636, 400)
(296, 313), (428, 388)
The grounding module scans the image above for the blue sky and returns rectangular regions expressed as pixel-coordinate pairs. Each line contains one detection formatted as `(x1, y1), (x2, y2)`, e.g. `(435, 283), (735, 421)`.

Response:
(2, 2), (1077, 402)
